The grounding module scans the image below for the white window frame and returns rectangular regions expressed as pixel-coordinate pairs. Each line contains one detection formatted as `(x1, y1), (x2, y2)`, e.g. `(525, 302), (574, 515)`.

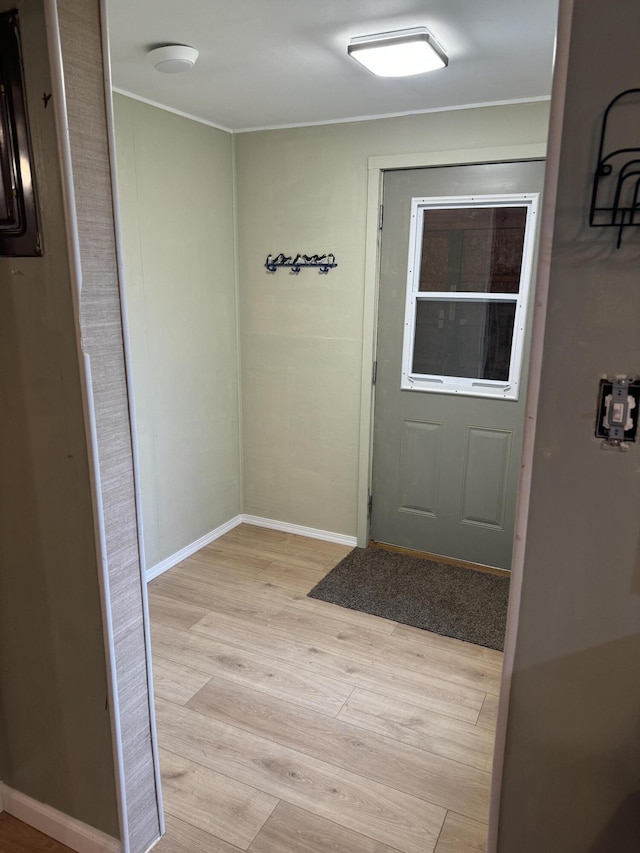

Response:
(400, 193), (540, 400)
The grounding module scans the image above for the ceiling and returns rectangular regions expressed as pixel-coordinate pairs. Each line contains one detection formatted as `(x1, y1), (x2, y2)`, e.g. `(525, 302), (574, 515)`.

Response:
(106, 0), (559, 133)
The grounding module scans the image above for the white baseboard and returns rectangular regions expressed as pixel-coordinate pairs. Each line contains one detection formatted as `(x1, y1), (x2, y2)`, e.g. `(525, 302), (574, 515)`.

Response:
(145, 515), (243, 582)
(145, 513), (356, 584)
(0, 784), (121, 852)
(240, 514), (358, 547)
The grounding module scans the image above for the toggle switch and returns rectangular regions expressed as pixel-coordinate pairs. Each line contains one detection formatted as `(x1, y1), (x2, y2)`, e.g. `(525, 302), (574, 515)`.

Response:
(595, 376), (640, 449)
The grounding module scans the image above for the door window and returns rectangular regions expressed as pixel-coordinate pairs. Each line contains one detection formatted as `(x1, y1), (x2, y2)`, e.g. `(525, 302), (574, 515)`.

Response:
(401, 195), (539, 399)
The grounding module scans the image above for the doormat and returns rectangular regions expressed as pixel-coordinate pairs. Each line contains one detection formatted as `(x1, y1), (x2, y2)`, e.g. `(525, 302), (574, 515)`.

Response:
(308, 547), (510, 651)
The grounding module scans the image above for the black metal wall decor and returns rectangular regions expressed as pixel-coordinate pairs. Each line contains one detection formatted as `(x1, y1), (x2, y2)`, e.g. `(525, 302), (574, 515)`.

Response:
(590, 88), (640, 248)
(265, 253), (337, 274)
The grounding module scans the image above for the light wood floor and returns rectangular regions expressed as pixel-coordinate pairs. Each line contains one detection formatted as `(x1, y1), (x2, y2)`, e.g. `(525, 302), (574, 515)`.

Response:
(149, 523), (502, 853)
(0, 813), (74, 852)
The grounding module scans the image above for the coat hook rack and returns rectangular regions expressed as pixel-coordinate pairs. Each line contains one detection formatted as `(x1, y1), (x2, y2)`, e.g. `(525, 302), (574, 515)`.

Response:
(265, 253), (337, 274)
(589, 88), (640, 248)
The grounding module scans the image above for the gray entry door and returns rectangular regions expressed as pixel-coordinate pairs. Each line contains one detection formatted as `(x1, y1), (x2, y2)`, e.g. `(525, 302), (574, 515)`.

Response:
(370, 162), (545, 570)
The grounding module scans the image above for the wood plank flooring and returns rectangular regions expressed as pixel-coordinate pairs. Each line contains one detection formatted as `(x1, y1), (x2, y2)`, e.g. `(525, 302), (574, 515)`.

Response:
(0, 814), (74, 853)
(150, 524), (501, 853)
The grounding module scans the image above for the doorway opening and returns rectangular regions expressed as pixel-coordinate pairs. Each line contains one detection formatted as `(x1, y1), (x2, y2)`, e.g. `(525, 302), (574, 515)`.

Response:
(136, 155), (546, 852)
(109, 85), (547, 849)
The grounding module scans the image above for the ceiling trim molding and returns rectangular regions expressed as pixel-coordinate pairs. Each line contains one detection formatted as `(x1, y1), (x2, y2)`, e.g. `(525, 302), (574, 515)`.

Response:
(110, 88), (550, 135)
(111, 87), (233, 133)
(234, 95), (551, 134)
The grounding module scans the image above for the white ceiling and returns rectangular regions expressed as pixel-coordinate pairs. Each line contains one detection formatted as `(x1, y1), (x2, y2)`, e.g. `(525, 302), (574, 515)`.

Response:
(106, 0), (559, 133)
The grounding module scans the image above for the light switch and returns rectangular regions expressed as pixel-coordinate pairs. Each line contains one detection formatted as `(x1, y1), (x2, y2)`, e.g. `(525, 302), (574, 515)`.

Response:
(595, 377), (640, 446)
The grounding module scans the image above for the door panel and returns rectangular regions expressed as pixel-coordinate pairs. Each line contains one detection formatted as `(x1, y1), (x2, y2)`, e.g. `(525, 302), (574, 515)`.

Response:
(370, 162), (545, 569)
(461, 427), (512, 528)
(399, 420), (442, 516)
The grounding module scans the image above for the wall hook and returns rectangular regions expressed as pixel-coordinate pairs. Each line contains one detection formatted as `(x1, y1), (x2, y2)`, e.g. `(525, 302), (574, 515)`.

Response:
(265, 253), (337, 274)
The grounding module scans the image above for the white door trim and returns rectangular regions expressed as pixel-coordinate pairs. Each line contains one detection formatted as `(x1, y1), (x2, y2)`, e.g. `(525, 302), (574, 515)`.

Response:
(43, 2), (131, 848)
(100, 0), (165, 839)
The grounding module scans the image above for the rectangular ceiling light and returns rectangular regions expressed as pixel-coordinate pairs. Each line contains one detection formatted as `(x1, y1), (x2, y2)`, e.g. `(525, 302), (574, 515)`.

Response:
(348, 27), (448, 78)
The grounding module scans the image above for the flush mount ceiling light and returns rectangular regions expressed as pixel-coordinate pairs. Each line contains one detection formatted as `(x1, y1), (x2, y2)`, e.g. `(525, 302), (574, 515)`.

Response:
(347, 27), (448, 77)
(147, 44), (199, 74)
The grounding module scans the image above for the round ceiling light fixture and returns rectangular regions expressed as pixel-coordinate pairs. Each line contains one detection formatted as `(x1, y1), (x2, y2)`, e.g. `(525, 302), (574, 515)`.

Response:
(147, 45), (199, 74)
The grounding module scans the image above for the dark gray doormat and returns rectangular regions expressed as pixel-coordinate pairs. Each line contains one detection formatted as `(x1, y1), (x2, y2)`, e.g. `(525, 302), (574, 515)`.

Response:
(308, 547), (510, 651)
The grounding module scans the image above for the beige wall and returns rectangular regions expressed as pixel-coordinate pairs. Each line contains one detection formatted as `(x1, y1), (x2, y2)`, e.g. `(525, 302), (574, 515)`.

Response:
(113, 95), (241, 569)
(234, 103), (551, 535)
(0, 0), (118, 835)
(497, 2), (640, 850)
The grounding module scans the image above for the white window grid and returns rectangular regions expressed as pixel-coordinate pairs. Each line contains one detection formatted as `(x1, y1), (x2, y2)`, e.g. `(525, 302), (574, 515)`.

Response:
(400, 193), (540, 401)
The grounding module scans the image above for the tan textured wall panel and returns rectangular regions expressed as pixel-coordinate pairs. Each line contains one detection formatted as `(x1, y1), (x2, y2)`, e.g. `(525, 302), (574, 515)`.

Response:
(113, 94), (241, 570)
(56, 1), (161, 849)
